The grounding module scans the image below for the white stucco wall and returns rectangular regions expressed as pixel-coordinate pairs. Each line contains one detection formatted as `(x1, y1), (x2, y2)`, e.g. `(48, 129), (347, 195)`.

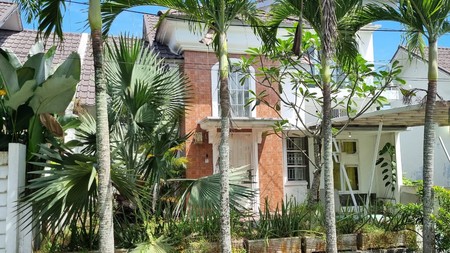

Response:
(0, 144), (32, 253)
(393, 49), (450, 187)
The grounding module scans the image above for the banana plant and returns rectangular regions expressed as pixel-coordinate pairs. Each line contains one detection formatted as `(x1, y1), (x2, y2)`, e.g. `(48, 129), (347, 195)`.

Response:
(0, 42), (80, 154)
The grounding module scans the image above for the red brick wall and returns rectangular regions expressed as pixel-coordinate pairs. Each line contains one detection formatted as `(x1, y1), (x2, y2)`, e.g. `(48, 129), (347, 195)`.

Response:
(182, 51), (217, 178)
(258, 134), (284, 210)
(181, 50), (284, 209)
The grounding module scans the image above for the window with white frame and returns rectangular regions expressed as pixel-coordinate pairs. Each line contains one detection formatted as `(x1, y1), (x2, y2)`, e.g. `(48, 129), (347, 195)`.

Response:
(286, 137), (309, 181)
(211, 60), (256, 118)
(229, 67), (250, 117)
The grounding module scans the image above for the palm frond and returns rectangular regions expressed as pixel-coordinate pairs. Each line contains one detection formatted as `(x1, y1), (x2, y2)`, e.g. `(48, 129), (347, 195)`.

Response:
(171, 165), (255, 218)
(21, 143), (138, 235)
(101, 0), (160, 35)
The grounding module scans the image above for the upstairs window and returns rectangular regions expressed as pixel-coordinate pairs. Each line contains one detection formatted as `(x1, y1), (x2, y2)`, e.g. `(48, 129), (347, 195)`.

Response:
(211, 60), (256, 118)
(229, 68), (251, 117)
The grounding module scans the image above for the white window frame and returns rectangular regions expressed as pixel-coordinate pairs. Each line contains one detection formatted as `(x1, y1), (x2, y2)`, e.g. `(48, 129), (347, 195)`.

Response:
(284, 136), (309, 183)
(211, 59), (256, 118)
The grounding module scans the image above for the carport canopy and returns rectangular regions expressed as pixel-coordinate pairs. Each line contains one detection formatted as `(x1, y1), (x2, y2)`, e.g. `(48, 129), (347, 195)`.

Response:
(330, 101), (450, 128)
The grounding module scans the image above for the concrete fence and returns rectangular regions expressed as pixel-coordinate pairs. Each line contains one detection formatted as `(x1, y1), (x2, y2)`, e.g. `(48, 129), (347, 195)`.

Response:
(0, 143), (32, 253)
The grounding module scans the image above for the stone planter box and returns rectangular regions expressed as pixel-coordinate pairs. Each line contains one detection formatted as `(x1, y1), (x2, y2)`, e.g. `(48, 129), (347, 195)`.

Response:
(0, 151), (7, 165)
(301, 231), (415, 252)
(357, 230), (416, 250)
(302, 234), (357, 253)
(301, 235), (325, 253)
(185, 239), (245, 253)
(245, 237), (301, 253)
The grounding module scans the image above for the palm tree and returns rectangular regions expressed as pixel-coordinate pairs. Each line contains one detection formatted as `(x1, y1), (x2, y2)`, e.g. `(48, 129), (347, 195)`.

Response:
(266, 1), (363, 251)
(15, 0), (115, 251)
(102, 1), (264, 251)
(320, 1), (338, 251)
(21, 35), (189, 251)
(360, 1), (450, 251)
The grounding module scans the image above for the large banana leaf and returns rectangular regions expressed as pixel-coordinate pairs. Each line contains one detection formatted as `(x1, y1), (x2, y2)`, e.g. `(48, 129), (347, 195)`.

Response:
(29, 52), (81, 114)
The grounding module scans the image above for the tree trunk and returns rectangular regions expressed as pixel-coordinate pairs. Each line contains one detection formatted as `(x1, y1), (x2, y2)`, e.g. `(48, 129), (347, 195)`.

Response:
(89, 0), (114, 252)
(423, 40), (437, 253)
(322, 61), (337, 253)
(320, 0), (337, 252)
(218, 27), (232, 253)
(307, 136), (322, 205)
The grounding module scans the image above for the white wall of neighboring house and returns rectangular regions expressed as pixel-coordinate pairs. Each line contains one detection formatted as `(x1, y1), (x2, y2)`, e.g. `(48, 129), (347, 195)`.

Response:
(390, 48), (450, 187)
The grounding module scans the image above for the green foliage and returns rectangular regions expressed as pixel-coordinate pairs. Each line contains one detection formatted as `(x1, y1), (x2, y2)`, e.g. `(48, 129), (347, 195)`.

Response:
(239, 28), (405, 139)
(22, 142), (136, 251)
(432, 186), (450, 252)
(172, 166), (256, 218)
(336, 202), (421, 235)
(246, 198), (324, 240)
(376, 142), (397, 193)
(336, 207), (371, 234)
(0, 42), (80, 151)
(403, 178), (423, 187)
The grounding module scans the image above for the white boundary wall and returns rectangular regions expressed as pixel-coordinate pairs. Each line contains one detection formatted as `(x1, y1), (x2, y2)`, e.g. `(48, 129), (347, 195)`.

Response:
(0, 143), (31, 253)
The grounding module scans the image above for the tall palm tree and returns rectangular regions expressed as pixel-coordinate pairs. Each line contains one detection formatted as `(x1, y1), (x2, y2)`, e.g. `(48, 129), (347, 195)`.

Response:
(102, 1), (263, 252)
(320, 1), (338, 251)
(360, 1), (450, 251)
(266, 1), (363, 251)
(15, 0), (114, 251)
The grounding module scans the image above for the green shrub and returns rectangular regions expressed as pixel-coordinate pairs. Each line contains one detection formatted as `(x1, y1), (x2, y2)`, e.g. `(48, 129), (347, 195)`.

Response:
(247, 198), (323, 240)
(433, 186), (450, 252)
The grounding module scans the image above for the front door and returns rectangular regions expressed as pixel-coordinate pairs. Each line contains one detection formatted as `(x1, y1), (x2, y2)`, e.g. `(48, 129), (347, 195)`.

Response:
(229, 133), (256, 211)
(212, 132), (257, 211)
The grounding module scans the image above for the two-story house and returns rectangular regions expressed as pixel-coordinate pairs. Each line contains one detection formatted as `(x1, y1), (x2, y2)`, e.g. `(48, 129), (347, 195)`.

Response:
(138, 6), (415, 209)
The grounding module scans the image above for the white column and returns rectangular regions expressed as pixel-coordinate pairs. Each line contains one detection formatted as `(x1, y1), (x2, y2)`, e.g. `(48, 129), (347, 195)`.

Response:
(394, 132), (403, 203)
(6, 143), (31, 253)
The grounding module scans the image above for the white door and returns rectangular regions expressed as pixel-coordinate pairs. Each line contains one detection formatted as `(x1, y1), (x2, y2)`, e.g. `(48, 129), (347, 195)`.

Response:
(229, 133), (256, 211)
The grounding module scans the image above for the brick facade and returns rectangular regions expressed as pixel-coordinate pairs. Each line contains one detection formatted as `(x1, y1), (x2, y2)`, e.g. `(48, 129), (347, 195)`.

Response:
(181, 50), (284, 209)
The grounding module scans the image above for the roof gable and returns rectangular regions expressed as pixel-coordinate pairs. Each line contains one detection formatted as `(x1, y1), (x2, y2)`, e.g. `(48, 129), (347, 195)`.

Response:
(0, 1), (22, 31)
(391, 46), (450, 75)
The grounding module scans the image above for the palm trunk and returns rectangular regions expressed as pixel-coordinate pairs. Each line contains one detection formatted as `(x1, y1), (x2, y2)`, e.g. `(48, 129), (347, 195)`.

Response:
(322, 60), (337, 253)
(307, 136), (322, 205)
(218, 28), (232, 253)
(89, 0), (114, 252)
(320, 0), (337, 252)
(423, 40), (437, 253)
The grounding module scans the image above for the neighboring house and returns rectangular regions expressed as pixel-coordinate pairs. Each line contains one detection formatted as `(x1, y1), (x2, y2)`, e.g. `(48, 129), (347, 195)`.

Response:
(390, 46), (450, 187)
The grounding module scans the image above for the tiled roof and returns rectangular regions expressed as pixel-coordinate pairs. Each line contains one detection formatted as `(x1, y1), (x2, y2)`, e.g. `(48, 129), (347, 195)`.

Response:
(77, 38), (95, 106)
(0, 29), (81, 65)
(425, 47), (450, 74)
(143, 14), (159, 44)
(0, 1), (15, 24)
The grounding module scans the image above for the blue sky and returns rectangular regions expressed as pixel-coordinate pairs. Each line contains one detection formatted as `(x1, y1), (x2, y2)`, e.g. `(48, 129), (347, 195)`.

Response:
(20, 2), (450, 67)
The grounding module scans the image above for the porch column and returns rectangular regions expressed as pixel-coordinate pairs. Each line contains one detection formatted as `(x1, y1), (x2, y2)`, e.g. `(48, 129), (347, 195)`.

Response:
(366, 121), (383, 208)
(394, 132), (403, 203)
